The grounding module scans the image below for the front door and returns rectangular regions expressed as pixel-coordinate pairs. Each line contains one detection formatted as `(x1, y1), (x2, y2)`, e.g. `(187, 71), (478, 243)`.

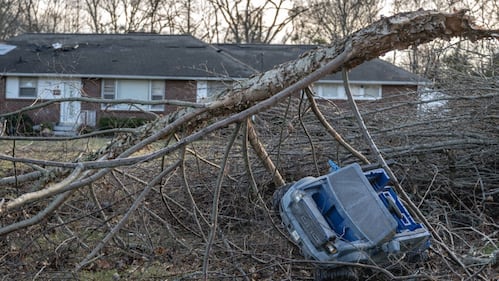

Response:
(60, 80), (81, 125)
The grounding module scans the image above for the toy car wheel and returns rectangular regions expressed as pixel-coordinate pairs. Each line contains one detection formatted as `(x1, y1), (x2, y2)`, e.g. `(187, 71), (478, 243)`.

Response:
(405, 250), (429, 264)
(271, 183), (293, 212)
(314, 266), (358, 281)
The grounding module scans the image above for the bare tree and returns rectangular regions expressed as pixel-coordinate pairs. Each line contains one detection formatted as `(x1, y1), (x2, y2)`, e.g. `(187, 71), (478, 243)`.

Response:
(207, 0), (299, 43)
(84, 0), (103, 33)
(87, 0), (199, 34)
(11, 0), (82, 34)
(289, 0), (383, 44)
(100, 0), (120, 32)
(0, 0), (21, 40)
(144, 0), (169, 33)
(155, 0), (199, 34)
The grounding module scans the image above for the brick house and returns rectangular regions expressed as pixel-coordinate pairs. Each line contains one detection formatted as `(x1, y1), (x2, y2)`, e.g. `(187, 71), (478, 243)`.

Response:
(214, 43), (425, 104)
(0, 33), (424, 134)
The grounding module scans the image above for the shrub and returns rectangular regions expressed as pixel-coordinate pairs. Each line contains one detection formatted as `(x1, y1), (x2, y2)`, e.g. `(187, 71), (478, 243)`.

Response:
(98, 116), (148, 130)
(3, 113), (34, 136)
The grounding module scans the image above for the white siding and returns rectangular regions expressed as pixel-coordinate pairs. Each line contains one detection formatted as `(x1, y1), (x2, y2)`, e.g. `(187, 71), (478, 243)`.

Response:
(197, 81), (208, 103)
(5, 77), (19, 98)
(6, 77), (81, 100)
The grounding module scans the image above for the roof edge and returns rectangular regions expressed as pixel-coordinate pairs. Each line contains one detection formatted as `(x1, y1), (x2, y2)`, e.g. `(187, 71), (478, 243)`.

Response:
(0, 73), (242, 81)
(1, 73), (427, 84)
(314, 79), (428, 85)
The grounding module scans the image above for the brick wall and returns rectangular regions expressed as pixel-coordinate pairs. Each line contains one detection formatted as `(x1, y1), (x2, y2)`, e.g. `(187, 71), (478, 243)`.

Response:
(165, 80), (197, 113)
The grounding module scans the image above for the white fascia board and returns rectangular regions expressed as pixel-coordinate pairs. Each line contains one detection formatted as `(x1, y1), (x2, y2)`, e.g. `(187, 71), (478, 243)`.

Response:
(2, 73), (424, 85)
(1, 72), (243, 82)
(315, 79), (426, 85)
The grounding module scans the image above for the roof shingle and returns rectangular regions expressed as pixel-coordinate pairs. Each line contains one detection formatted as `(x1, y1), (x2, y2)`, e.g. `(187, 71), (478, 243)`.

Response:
(0, 33), (424, 84)
(1, 33), (252, 79)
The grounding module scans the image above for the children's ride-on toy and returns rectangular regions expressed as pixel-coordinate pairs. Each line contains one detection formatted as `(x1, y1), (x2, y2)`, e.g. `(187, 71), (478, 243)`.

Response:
(273, 162), (430, 281)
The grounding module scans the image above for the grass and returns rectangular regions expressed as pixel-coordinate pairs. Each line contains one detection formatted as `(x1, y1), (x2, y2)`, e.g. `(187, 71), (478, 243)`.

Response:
(0, 138), (108, 171)
(0, 138), (109, 159)
(0, 138), (111, 181)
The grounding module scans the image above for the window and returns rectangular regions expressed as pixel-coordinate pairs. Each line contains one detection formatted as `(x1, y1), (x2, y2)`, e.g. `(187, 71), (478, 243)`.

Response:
(351, 85), (381, 100)
(150, 81), (165, 111)
(102, 79), (116, 100)
(101, 79), (165, 111)
(197, 80), (232, 102)
(313, 82), (381, 100)
(315, 83), (341, 99)
(350, 85), (364, 98)
(19, 78), (37, 98)
(364, 85), (381, 99)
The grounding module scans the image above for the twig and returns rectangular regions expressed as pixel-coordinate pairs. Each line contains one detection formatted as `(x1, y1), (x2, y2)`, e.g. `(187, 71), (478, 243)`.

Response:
(274, 96), (293, 179)
(242, 119), (292, 240)
(0, 190), (75, 235)
(74, 160), (181, 272)
(247, 121), (285, 187)
(298, 92), (320, 175)
(242, 119), (261, 201)
(304, 86), (370, 164)
(289, 258), (438, 280)
(180, 146), (209, 241)
(418, 164), (439, 208)
(202, 123), (241, 281)
(220, 231), (251, 281)
(184, 146), (237, 182)
(112, 168), (192, 249)
(0, 164), (85, 214)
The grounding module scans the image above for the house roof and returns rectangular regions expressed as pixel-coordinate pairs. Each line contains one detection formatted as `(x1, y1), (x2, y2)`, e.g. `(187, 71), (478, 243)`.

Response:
(0, 33), (424, 85)
(0, 33), (253, 80)
(214, 43), (425, 85)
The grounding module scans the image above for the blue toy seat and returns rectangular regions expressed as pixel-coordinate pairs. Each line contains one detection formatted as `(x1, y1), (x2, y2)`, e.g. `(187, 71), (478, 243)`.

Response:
(324, 164), (398, 245)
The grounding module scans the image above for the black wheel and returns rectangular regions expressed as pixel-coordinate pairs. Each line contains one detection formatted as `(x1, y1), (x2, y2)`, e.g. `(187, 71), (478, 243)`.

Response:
(271, 183), (293, 213)
(314, 266), (359, 281)
(405, 250), (429, 264)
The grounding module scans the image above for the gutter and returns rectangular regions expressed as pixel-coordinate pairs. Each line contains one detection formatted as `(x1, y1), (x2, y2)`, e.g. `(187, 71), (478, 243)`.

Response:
(0, 73), (245, 82)
(1, 73), (427, 85)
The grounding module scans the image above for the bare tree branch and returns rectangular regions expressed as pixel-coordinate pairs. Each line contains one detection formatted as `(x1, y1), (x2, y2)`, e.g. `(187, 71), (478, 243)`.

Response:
(75, 159), (181, 271)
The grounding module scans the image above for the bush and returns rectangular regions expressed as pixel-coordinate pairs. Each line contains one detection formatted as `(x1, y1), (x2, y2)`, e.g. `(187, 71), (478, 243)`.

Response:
(98, 116), (148, 130)
(3, 113), (34, 136)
